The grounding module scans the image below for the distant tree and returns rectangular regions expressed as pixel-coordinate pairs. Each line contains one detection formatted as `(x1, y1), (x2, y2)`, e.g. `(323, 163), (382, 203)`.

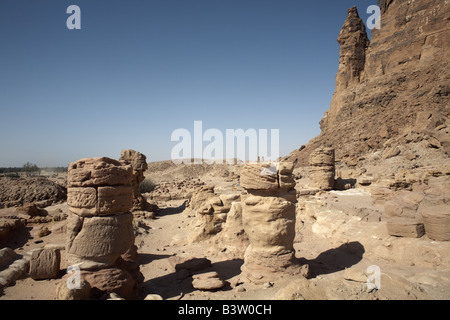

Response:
(140, 178), (157, 193)
(22, 162), (39, 173)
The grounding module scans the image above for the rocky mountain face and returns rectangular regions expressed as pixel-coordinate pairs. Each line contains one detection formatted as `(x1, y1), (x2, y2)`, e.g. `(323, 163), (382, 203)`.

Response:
(287, 0), (449, 171)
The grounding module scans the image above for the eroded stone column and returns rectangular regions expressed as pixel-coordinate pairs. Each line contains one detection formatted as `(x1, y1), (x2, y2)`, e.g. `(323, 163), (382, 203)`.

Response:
(66, 157), (135, 269)
(240, 162), (300, 283)
(63, 157), (138, 299)
(309, 147), (335, 191)
(119, 149), (149, 212)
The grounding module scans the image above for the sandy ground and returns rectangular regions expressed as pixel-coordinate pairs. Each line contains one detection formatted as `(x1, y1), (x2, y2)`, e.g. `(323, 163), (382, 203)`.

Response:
(1, 181), (450, 300)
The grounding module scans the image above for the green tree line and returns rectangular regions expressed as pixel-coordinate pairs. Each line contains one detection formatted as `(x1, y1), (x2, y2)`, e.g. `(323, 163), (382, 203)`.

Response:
(0, 163), (68, 174)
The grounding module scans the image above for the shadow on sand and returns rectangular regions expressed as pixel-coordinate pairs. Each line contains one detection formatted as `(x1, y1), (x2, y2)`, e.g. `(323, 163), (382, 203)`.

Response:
(156, 201), (187, 217)
(140, 258), (244, 300)
(298, 241), (365, 278)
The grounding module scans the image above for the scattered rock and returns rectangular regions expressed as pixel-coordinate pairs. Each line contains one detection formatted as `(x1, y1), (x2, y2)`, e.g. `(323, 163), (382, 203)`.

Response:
(192, 271), (225, 291)
(81, 268), (137, 300)
(168, 256), (211, 274)
(55, 274), (92, 300)
(144, 294), (164, 300)
(38, 227), (51, 238)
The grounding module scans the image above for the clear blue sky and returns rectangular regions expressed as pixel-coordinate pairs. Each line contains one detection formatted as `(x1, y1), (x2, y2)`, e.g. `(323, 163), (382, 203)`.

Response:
(0, 0), (376, 167)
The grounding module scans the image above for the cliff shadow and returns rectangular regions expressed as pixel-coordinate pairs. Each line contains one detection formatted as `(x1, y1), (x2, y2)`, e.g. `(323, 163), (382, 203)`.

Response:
(299, 241), (365, 278)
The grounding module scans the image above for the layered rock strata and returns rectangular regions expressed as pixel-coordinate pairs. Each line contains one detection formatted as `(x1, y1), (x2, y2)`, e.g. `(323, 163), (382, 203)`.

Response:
(240, 162), (301, 283)
(309, 147), (335, 190)
(287, 0), (450, 167)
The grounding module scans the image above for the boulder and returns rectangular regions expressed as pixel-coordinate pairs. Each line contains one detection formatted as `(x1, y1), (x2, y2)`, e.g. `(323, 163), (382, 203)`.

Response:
(192, 271), (225, 291)
(0, 248), (18, 270)
(55, 275), (92, 300)
(81, 268), (136, 299)
(14, 204), (47, 217)
(29, 248), (61, 280)
(168, 256), (211, 274)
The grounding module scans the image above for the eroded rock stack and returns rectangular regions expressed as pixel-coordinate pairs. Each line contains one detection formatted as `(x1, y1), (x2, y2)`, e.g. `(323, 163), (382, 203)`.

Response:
(119, 149), (149, 212)
(240, 162), (301, 283)
(63, 157), (138, 299)
(309, 147), (335, 190)
(187, 186), (240, 243)
(287, 0), (450, 168)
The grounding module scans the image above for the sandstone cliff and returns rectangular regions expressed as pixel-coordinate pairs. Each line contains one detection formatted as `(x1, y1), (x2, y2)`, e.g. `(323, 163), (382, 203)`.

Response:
(287, 0), (449, 170)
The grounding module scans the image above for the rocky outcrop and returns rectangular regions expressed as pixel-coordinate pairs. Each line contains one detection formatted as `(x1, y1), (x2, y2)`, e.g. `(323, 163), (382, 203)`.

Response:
(0, 176), (67, 208)
(287, 0), (450, 168)
(240, 162), (301, 283)
(187, 186), (240, 242)
(119, 149), (150, 212)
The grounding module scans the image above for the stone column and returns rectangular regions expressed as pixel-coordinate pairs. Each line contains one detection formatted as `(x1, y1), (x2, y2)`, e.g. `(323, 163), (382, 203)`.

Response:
(309, 147), (335, 191)
(119, 149), (149, 212)
(240, 162), (300, 283)
(64, 157), (138, 299)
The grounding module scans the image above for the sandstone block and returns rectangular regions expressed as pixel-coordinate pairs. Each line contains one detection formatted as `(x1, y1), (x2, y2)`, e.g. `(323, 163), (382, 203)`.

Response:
(240, 164), (279, 190)
(81, 268), (136, 299)
(279, 174), (296, 190)
(308, 148), (335, 190)
(66, 212), (135, 269)
(97, 186), (133, 215)
(309, 168), (335, 191)
(309, 148), (335, 166)
(384, 191), (424, 220)
(67, 157), (132, 188)
(420, 205), (450, 241)
(386, 218), (425, 238)
(279, 162), (294, 175)
(67, 187), (97, 209)
(29, 248), (61, 280)
(242, 195), (296, 252)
